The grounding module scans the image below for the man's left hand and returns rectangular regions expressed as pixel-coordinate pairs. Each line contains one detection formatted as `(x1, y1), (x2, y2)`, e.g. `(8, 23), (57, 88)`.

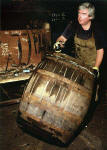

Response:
(93, 67), (99, 79)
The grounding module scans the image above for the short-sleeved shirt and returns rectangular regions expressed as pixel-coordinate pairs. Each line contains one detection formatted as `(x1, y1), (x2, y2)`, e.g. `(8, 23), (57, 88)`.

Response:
(62, 20), (106, 50)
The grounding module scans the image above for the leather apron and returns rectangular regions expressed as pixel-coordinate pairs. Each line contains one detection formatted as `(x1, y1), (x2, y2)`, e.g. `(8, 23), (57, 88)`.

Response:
(74, 33), (96, 67)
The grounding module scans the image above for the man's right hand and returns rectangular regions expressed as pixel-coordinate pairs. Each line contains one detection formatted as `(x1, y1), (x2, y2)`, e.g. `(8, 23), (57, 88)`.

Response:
(53, 41), (65, 52)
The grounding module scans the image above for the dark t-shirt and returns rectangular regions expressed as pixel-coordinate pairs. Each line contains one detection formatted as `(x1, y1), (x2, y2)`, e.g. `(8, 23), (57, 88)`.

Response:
(62, 20), (106, 50)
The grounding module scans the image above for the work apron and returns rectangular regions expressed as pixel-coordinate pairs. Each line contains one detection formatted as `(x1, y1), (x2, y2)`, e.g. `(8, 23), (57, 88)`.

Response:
(74, 33), (99, 101)
(74, 33), (97, 67)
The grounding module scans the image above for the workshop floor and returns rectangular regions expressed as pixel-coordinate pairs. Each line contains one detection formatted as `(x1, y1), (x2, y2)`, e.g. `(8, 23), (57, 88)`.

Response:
(0, 91), (107, 150)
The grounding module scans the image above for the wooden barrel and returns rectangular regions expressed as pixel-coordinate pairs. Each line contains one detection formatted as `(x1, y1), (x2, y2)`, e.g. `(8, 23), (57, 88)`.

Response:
(19, 53), (95, 143)
(0, 29), (51, 72)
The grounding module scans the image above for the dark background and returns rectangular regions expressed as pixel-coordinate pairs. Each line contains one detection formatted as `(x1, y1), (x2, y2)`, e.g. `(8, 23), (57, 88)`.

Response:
(1, 0), (107, 50)
(1, 0), (107, 36)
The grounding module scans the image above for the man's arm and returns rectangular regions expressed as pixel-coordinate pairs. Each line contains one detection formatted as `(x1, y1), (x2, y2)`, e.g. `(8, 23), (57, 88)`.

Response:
(56, 35), (67, 43)
(53, 35), (67, 50)
(55, 35), (67, 48)
(94, 48), (104, 68)
(54, 21), (73, 49)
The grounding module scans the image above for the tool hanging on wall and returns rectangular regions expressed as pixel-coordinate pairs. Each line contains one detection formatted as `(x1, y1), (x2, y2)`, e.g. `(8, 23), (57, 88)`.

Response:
(32, 32), (37, 55)
(34, 34), (39, 55)
(27, 32), (31, 65)
(38, 33), (43, 53)
(17, 37), (22, 66)
(5, 54), (11, 73)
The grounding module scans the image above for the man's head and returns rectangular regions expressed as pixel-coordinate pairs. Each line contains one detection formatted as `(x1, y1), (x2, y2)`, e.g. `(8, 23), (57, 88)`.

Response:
(78, 2), (95, 26)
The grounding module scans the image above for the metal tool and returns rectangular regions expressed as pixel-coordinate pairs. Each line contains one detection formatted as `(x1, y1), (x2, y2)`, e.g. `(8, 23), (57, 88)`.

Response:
(27, 32), (31, 65)
(32, 32), (37, 55)
(5, 54), (11, 73)
(17, 37), (22, 66)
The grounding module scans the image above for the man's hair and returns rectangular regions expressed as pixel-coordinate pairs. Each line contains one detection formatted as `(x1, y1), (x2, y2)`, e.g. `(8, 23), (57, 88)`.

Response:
(78, 2), (95, 19)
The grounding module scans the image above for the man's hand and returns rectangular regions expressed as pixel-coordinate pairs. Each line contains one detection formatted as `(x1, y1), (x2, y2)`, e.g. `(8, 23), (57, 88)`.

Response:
(93, 67), (99, 79)
(53, 41), (65, 53)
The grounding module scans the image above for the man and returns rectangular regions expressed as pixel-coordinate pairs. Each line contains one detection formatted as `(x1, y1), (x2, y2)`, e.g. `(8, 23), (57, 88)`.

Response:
(53, 2), (105, 78)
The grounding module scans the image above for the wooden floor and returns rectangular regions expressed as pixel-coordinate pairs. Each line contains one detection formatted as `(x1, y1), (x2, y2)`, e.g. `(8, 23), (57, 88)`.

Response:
(0, 93), (107, 150)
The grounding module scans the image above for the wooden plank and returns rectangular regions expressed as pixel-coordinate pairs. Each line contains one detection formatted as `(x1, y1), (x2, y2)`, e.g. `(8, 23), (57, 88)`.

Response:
(0, 98), (21, 107)
(0, 73), (31, 84)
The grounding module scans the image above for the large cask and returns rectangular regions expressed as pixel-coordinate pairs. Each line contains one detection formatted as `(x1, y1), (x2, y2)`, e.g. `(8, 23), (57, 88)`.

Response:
(19, 53), (95, 143)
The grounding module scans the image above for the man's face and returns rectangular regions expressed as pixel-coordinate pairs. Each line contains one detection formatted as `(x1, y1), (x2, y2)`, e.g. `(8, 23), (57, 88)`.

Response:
(78, 8), (92, 25)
